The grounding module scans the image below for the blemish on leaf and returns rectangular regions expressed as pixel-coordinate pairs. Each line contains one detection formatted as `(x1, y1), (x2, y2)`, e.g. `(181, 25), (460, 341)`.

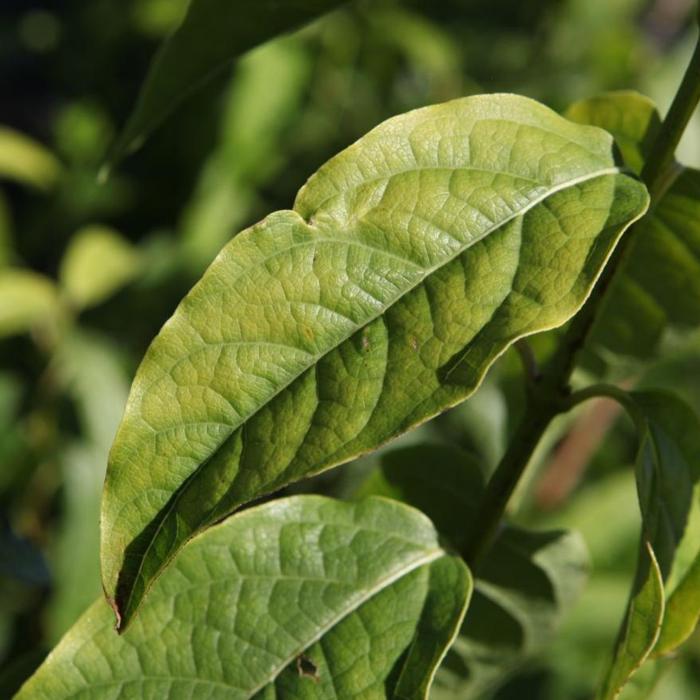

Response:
(296, 654), (320, 682)
(409, 335), (419, 351)
(361, 329), (370, 351)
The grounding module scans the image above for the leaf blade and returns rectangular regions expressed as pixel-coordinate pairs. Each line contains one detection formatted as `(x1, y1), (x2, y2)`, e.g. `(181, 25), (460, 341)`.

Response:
(18, 496), (471, 699)
(598, 391), (700, 697)
(102, 94), (649, 627)
(110, 0), (347, 165)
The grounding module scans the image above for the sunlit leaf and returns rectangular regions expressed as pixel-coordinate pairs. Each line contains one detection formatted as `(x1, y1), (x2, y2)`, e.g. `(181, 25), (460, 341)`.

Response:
(59, 225), (141, 310)
(110, 0), (347, 166)
(101, 94), (648, 628)
(18, 496), (471, 700)
(0, 126), (61, 191)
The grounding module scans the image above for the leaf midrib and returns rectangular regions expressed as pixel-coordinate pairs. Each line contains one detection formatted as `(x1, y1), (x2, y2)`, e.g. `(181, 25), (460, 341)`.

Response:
(136, 165), (619, 442)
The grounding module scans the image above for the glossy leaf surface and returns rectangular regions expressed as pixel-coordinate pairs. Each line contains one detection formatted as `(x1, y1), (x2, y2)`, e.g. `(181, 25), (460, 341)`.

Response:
(111, 0), (346, 164)
(18, 496), (470, 699)
(101, 94), (648, 627)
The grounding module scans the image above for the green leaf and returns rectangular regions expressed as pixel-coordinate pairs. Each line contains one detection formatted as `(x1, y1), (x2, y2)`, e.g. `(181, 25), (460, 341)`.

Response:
(59, 225), (141, 310)
(599, 543), (665, 700)
(440, 527), (589, 700)
(360, 444), (589, 699)
(565, 91), (660, 175)
(356, 444), (485, 551)
(566, 92), (700, 359)
(0, 269), (60, 339)
(101, 93), (648, 628)
(0, 126), (61, 191)
(180, 36), (312, 272)
(599, 391), (700, 698)
(17, 496), (471, 699)
(109, 0), (347, 166)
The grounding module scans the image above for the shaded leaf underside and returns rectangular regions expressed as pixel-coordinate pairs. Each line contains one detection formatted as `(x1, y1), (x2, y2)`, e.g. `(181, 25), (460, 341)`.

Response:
(101, 94), (648, 627)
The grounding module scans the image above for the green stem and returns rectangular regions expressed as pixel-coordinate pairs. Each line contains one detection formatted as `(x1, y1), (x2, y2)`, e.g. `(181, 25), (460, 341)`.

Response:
(642, 38), (700, 202)
(463, 24), (700, 568)
(565, 383), (646, 434)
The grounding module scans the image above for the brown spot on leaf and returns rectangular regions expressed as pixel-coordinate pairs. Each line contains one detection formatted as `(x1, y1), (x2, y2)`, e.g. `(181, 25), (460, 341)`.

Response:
(296, 654), (320, 682)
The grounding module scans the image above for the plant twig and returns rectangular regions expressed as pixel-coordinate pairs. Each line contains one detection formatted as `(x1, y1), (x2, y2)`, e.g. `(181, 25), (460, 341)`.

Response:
(463, 25), (700, 568)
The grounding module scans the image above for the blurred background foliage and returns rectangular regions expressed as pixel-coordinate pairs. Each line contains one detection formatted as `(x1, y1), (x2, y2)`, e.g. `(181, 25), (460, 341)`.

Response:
(1, 0), (700, 697)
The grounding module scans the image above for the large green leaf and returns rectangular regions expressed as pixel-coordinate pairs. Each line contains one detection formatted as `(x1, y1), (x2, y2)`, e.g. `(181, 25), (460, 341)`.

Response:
(360, 444), (589, 699)
(599, 391), (700, 699)
(101, 94), (648, 628)
(566, 92), (700, 359)
(17, 496), (471, 699)
(110, 0), (347, 165)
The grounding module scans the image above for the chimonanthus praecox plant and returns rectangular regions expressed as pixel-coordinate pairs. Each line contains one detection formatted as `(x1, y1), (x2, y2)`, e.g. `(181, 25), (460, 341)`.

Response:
(16, 2), (700, 699)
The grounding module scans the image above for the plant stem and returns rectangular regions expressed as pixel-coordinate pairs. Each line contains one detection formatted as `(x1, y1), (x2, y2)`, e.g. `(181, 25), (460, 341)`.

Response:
(642, 38), (700, 202)
(463, 25), (700, 568)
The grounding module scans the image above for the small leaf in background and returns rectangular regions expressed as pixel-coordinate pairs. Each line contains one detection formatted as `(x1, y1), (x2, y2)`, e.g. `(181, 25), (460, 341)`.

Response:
(101, 93), (648, 629)
(565, 91), (661, 175)
(0, 127), (61, 191)
(0, 521), (50, 588)
(17, 496), (471, 699)
(598, 391), (700, 699)
(59, 225), (141, 311)
(47, 332), (130, 642)
(109, 0), (347, 166)
(0, 269), (60, 339)
(566, 92), (700, 361)
(360, 444), (589, 699)
(179, 36), (312, 272)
